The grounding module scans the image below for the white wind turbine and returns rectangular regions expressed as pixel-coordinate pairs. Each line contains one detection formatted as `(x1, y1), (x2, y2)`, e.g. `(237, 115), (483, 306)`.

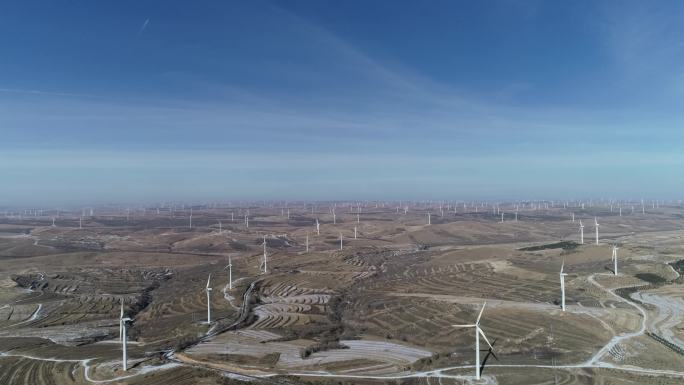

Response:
(339, 232), (343, 250)
(316, 218), (320, 235)
(354, 226), (357, 239)
(579, 220), (584, 245)
(427, 212), (431, 225)
(305, 232), (309, 253)
(205, 274), (213, 324)
(120, 306), (132, 371)
(218, 220), (222, 233)
(225, 257), (233, 290)
(453, 302), (495, 380)
(262, 236), (268, 274)
(594, 217), (600, 245)
(611, 245), (619, 275)
(560, 261), (568, 311)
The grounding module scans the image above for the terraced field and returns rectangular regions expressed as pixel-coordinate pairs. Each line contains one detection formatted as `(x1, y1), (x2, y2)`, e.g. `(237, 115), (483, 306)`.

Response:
(1, 204), (684, 384)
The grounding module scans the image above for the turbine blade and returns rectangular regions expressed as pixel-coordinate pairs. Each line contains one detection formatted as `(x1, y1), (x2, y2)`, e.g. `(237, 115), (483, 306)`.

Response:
(206, 274), (211, 288)
(478, 327), (494, 350)
(476, 302), (486, 324)
(452, 324), (476, 328)
(560, 260), (564, 274)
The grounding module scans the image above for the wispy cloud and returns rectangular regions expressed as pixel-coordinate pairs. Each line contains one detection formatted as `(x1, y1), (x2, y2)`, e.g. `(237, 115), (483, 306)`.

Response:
(138, 18), (150, 36)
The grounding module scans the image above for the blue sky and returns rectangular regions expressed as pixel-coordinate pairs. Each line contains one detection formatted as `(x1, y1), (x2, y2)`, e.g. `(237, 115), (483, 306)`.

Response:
(1, 1), (684, 205)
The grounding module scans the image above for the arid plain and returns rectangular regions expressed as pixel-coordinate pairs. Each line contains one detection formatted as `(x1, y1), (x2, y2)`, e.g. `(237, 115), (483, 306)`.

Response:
(1, 201), (683, 385)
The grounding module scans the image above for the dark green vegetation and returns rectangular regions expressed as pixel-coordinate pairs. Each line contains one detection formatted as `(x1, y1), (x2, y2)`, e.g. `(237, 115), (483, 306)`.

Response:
(634, 273), (667, 285)
(519, 241), (579, 252)
(669, 259), (684, 283)
(646, 332), (684, 356)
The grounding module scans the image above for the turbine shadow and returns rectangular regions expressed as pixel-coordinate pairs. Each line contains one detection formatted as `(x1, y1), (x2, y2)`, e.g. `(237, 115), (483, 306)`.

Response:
(479, 339), (499, 376)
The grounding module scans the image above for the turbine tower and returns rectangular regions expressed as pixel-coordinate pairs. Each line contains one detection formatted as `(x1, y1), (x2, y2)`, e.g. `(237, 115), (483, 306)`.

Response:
(560, 261), (568, 311)
(120, 309), (132, 371)
(119, 299), (124, 341)
(225, 257), (233, 290)
(205, 274), (213, 324)
(453, 302), (494, 380)
(306, 232), (309, 253)
(594, 217), (600, 245)
(354, 226), (357, 239)
(316, 218), (320, 235)
(579, 220), (584, 245)
(611, 245), (619, 275)
(218, 220), (222, 233)
(262, 236), (268, 274)
(339, 232), (343, 250)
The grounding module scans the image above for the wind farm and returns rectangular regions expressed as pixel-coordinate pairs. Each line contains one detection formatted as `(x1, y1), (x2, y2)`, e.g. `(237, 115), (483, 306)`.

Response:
(1, 200), (684, 385)
(3, 1), (684, 384)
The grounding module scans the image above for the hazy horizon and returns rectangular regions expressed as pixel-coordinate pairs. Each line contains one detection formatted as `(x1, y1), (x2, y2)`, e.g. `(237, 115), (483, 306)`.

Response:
(2, 1), (684, 205)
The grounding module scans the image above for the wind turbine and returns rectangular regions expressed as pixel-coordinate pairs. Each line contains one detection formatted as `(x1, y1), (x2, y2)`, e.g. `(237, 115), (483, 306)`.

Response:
(560, 261), (568, 311)
(579, 220), (584, 245)
(305, 232), (309, 253)
(120, 307), (132, 371)
(262, 236), (267, 274)
(225, 257), (233, 290)
(79, 216), (82, 229)
(594, 217), (599, 245)
(354, 226), (357, 239)
(316, 218), (320, 235)
(453, 302), (495, 380)
(218, 220), (222, 233)
(611, 245), (619, 275)
(339, 232), (343, 250)
(204, 274), (213, 324)
(427, 212), (431, 225)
